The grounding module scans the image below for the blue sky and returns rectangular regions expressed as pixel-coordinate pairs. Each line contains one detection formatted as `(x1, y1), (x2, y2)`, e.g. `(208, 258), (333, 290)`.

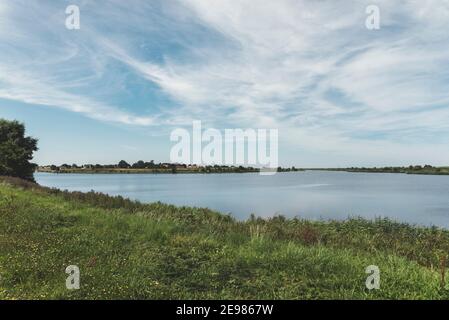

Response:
(1, 0), (449, 167)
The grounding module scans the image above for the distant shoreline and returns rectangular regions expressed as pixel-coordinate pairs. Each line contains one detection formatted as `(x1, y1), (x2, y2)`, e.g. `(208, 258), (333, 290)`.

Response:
(36, 168), (259, 174)
(36, 166), (449, 176)
(36, 166), (303, 175)
(307, 166), (449, 176)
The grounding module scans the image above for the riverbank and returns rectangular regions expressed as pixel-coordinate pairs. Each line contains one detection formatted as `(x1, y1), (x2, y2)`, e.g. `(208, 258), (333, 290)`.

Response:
(37, 167), (259, 174)
(38, 166), (449, 176)
(37, 167), (303, 174)
(0, 176), (448, 299)
(310, 166), (449, 175)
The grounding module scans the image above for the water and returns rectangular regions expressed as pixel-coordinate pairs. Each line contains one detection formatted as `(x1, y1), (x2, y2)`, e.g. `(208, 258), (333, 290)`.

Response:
(35, 171), (449, 228)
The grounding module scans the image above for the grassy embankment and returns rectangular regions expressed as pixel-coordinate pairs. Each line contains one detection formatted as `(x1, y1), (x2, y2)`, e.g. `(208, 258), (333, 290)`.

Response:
(0, 176), (448, 299)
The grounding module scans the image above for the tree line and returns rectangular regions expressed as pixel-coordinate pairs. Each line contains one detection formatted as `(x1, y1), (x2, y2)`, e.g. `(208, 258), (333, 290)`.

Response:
(46, 161), (301, 172)
(42, 162), (265, 173)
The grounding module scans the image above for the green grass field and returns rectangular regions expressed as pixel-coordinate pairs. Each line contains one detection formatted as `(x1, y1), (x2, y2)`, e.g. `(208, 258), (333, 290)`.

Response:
(0, 176), (448, 299)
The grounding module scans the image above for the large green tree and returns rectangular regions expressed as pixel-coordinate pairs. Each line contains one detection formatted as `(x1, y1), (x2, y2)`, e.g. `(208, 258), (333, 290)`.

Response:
(0, 119), (38, 181)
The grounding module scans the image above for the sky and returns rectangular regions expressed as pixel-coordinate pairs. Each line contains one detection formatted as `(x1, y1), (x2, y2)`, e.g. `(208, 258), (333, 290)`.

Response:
(1, 0), (449, 167)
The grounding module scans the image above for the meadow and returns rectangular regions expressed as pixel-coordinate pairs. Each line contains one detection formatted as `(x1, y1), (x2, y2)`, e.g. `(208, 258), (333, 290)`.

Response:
(0, 176), (448, 299)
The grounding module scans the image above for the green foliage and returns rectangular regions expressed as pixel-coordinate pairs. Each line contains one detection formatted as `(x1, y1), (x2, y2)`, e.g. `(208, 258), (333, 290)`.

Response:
(318, 166), (449, 175)
(0, 119), (38, 181)
(132, 160), (146, 169)
(117, 160), (130, 168)
(0, 177), (448, 299)
(38, 161), (263, 174)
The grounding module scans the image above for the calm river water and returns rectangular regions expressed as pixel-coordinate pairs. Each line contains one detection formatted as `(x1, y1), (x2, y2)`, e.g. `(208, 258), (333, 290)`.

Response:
(35, 171), (449, 228)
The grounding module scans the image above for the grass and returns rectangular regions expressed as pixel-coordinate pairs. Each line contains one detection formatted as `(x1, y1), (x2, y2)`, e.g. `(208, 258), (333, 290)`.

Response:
(0, 176), (448, 299)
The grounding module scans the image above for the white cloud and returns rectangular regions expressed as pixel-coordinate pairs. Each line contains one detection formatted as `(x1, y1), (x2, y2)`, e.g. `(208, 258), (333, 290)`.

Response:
(100, 1), (449, 136)
(0, 1), (156, 126)
(0, 65), (155, 125)
(2, 0), (449, 165)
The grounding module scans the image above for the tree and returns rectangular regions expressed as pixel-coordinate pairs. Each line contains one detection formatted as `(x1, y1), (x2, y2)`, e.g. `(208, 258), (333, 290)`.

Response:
(132, 160), (145, 169)
(144, 160), (155, 168)
(0, 119), (38, 181)
(118, 160), (130, 168)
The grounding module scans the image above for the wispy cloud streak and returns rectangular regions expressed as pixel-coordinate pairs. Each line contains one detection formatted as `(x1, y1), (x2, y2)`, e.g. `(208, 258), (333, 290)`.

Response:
(1, 0), (449, 164)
